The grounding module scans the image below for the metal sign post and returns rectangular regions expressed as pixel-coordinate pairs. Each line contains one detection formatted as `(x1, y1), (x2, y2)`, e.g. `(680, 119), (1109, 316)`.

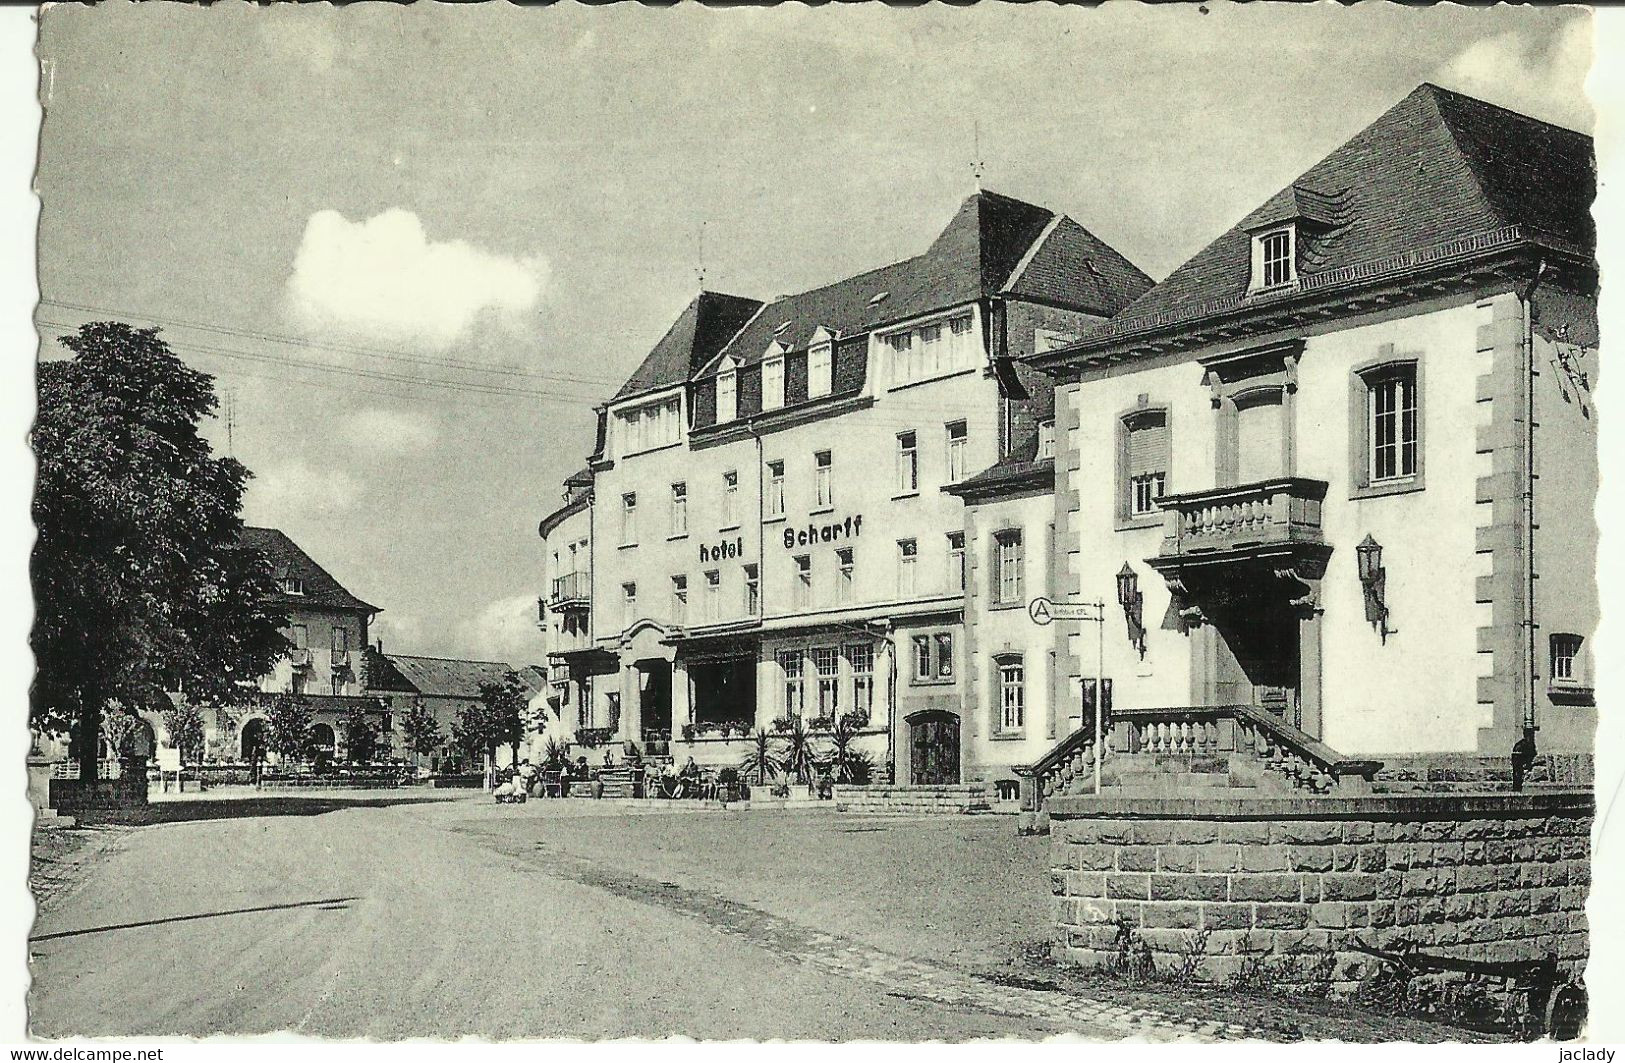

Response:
(1028, 596), (1109, 794)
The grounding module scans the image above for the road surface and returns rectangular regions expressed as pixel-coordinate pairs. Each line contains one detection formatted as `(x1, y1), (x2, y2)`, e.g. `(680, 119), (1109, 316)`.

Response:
(30, 794), (1201, 1041)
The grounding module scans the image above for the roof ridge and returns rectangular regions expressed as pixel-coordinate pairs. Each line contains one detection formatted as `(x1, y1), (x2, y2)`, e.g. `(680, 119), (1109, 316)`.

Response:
(999, 213), (1065, 294)
(1418, 81), (1592, 140)
(1422, 86), (1518, 234)
(386, 652), (516, 666)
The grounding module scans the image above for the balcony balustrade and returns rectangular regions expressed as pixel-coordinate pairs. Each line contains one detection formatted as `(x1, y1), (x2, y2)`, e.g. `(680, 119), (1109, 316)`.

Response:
(1156, 476), (1328, 562)
(549, 571), (592, 611)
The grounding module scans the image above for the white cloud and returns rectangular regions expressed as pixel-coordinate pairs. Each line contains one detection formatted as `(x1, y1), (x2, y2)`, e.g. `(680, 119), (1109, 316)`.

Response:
(243, 459), (362, 525)
(454, 594), (542, 666)
(285, 208), (550, 351)
(1438, 18), (1593, 131)
(343, 407), (439, 453)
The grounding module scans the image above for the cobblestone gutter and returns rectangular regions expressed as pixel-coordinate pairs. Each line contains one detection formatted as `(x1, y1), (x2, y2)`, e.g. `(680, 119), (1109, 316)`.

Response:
(1048, 792), (1592, 994)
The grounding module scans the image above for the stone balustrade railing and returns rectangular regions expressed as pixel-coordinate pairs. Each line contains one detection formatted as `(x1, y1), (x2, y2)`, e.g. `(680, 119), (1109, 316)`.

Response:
(1015, 703), (1382, 831)
(1157, 476), (1328, 557)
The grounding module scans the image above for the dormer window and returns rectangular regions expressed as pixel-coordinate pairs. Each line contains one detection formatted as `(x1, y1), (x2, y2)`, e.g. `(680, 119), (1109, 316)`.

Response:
(808, 342), (832, 399)
(1252, 226), (1296, 291)
(716, 364), (738, 423)
(763, 352), (785, 411)
(280, 576), (305, 596)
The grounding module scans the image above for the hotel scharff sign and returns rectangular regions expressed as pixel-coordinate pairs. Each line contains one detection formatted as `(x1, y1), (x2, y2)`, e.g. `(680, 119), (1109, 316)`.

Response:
(699, 513), (865, 564)
(783, 513), (863, 550)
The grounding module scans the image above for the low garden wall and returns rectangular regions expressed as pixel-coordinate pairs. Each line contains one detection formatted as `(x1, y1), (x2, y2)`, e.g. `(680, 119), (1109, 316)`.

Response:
(834, 783), (991, 815)
(1049, 792), (1591, 996)
(49, 775), (148, 812)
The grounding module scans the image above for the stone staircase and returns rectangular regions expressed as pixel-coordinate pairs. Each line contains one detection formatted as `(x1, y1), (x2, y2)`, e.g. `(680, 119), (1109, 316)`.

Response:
(1014, 704), (1382, 833)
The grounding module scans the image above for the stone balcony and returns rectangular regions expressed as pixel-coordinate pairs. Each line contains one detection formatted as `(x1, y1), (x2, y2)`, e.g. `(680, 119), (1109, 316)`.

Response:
(1147, 476), (1332, 588)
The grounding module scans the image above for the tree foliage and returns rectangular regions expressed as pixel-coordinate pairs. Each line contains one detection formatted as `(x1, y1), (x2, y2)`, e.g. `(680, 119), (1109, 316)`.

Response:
(264, 694), (315, 761)
(162, 698), (207, 764)
(399, 704), (443, 759)
(31, 322), (289, 777)
(455, 670), (527, 768)
(341, 708), (382, 764)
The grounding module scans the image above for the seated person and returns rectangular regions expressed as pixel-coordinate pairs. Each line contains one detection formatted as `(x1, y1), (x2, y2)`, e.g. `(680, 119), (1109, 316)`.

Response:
(678, 756), (700, 780)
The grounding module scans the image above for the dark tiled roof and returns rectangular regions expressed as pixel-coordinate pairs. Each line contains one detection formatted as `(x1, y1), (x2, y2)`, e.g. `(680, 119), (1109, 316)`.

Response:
(1006, 216), (1154, 313)
(702, 190), (1149, 376)
(611, 291), (762, 403)
(240, 526), (378, 614)
(378, 654), (529, 699)
(1064, 84), (1594, 353)
(945, 457), (1055, 500)
(563, 465), (593, 488)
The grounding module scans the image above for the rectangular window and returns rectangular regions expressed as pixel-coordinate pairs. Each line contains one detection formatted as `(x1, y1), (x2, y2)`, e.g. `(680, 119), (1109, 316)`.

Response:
(1123, 410), (1169, 520)
(1038, 420), (1055, 460)
(743, 564), (760, 616)
(1259, 229), (1294, 289)
(836, 547), (855, 605)
(1368, 368), (1419, 482)
(808, 344), (832, 398)
(897, 538), (918, 596)
(766, 460), (785, 518)
(897, 431), (918, 493)
(934, 632), (954, 680)
(704, 569), (721, 622)
(846, 643), (874, 718)
(622, 582), (637, 611)
(672, 575), (688, 624)
(794, 554), (812, 609)
(621, 492), (638, 545)
(994, 530), (1024, 605)
(1551, 634), (1583, 684)
(814, 451), (833, 508)
(778, 650), (804, 719)
(763, 356), (785, 411)
(912, 635), (932, 682)
(814, 647), (840, 717)
(717, 369), (737, 423)
(721, 470), (739, 527)
(945, 421), (968, 482)
(999, 659), (1025, 731)
(291, 624), (308, 650)
(947, 532), (966, 592)
(331, 626), (347, 654)
(670, 482), (688, 537)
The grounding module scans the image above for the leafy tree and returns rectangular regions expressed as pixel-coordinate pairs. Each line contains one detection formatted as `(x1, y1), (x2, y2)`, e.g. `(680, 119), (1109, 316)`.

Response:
(265, 694), (315, 762)
(475, 670), (528, 768)
(31, 322), (288, 778)
(399, 704), (443, 763)
(99, 702), (141, 761)
(342, 708), (381, 764)
(162, 697), (207, 765)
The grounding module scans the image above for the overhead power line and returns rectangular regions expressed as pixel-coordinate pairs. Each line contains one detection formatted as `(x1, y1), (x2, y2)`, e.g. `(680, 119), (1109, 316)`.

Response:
(36, 297), (628, 389)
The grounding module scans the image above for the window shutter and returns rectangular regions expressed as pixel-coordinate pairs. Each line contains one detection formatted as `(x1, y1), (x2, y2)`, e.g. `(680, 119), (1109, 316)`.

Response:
(1126, 412), (1167, 478)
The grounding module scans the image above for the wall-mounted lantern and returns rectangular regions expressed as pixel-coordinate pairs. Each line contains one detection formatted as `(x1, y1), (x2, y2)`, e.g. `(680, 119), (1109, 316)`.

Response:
(1116, 562), (1145, 658)
(1355, 533), (1389, 643)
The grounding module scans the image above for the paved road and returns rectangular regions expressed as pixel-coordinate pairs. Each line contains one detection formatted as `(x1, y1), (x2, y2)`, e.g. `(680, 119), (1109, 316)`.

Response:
(29, 795), (1217, 1041)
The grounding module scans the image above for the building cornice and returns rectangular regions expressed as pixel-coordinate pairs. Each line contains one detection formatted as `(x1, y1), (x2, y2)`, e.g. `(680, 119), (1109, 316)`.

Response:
(1031, 228), (1592, 377)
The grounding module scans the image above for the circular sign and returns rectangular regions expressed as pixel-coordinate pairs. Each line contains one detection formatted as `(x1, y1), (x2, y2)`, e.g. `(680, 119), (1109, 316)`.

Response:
(1027, 597), (1055, 626)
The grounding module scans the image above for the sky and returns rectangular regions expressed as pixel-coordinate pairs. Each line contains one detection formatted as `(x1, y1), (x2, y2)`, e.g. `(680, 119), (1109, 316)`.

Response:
(31, 2), (1593, 667)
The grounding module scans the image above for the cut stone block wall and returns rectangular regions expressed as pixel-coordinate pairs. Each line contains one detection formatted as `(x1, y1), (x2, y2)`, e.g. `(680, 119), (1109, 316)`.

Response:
(1049, 792), (1591, 995)
(834, 784), (991, 815)
(49, 775), (148, 812)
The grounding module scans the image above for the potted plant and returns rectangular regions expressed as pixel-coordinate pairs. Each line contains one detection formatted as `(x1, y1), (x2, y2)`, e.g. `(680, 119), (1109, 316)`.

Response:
(716, 766), (741, 803)
(739, 728), (776, 789)
(779, 716), (819, 797)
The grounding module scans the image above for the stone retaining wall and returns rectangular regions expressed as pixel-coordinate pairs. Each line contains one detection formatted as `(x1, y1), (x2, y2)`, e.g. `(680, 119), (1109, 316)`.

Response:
(1049, 792), (1591, 995)
(834, 783), (991, 815)
(49, 775), (148, 812)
